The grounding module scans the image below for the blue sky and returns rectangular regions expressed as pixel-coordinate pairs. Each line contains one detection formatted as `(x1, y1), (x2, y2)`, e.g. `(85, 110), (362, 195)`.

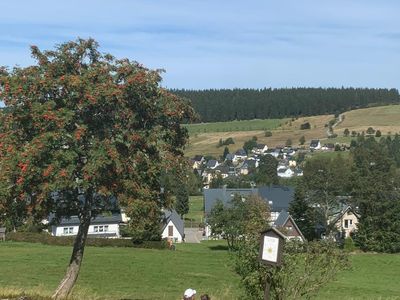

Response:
(1, 0), (400, 89)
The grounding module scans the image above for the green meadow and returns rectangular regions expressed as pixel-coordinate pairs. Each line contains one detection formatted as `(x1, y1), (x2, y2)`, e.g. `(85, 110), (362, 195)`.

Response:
(1, 241), (400, 299)
(184, 118), (287, 134)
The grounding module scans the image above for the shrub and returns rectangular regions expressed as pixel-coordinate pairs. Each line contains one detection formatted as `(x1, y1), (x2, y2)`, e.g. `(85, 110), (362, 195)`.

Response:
(300, 122), (311, 130)
(375, 130), (382, 137)
(343, 237), (356, 252)
(264, 131), (272, 137)
(6, 232), (167, 249)
(235, 238), (349, 299)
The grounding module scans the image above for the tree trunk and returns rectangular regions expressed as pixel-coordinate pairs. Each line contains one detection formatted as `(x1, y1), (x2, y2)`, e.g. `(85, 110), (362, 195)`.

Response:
(52, 211), (91, 299)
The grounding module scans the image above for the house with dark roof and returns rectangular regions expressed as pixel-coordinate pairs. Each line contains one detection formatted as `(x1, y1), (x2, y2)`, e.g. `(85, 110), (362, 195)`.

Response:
(240, 159), (258, 175)
(161, 209), (185, 243)
(309, 139), (321, 150)
(51, 213), (123, 238)
(206, 159), (220, 169)
(257, 186), (295, 221)
(273, 210), (305, 241)
(233, 149), (247, 163)
(191, 155), (205, 169)
(330, 206), (359, 238)
(204, 185), (295, 222)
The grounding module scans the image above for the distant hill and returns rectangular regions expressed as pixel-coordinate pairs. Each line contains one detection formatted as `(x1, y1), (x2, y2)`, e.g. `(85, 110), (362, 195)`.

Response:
(172, 87), (400, 123)
(184, 104), (400, 157)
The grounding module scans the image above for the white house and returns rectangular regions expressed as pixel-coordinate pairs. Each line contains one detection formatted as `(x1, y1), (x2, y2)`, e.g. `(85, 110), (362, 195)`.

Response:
(161, 209), (185, 243)
(331, 206), (360, 238)
(277, 167), (294, 178)
(51, 213), (123, 238)
(309, 139), (321, 150)
(252, 144), (268, 155)
(233, 149), (248, 163)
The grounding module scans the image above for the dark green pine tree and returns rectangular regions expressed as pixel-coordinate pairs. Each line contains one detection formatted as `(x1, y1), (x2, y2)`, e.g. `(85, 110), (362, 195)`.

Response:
(223, 146), (230, 159)
(351, 137), (400, 252)
(255, 154), (278, 185)
(289, 183), (317, 241)
(175, 186), (189, 218)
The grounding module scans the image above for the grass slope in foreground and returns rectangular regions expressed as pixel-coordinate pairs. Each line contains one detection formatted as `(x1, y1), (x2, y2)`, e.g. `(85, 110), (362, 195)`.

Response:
(1, 242), (400, 299)
(0, 241), (240, 300)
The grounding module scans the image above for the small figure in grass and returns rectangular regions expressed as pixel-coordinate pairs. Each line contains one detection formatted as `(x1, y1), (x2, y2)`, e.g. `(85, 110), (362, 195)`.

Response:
(200, 294), (210, 300)
(183, 288), (196, 300)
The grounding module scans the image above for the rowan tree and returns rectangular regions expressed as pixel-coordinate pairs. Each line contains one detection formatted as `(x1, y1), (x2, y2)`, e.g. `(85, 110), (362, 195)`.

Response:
(0, 39), (194, 299)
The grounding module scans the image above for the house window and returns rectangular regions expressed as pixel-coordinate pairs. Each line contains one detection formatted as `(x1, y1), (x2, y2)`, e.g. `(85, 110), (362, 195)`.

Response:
(94, 225), (108, 233)
(63, 227), (73, 234)
(168, 225), (173, 236)
(344, 219), (352, 228)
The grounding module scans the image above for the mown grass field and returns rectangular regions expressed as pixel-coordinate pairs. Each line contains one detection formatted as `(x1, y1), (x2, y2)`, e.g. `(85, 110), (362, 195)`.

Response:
(315, 253), (400, 300)
(0, 241), (240, 300)
(184, 104), (400, 157)
(184, 195), (204, 227)
(184, 118), (287, 134)
(1, 242), (400, 300)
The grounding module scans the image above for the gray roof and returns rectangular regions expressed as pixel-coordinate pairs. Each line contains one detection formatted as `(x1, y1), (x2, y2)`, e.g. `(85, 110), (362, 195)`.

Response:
(204, 188), (257, 214)
(206, 159), (218, 168)
(162, 209), (184, 237)
(204, 185), (294, 214)
(273, 210), (305, 241)
(55, 213), (123, 226)
(235, 149), (247, 156)
(257, 186), (295, 212)
(273, 210), (290, 227)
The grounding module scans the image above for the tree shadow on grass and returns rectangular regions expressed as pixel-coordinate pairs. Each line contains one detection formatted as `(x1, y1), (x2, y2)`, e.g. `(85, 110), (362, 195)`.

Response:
(208, 245), (229, 251)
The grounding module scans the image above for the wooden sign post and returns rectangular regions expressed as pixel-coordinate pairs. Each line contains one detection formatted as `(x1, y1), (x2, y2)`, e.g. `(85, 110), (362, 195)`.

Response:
(259, 228), (285, 300)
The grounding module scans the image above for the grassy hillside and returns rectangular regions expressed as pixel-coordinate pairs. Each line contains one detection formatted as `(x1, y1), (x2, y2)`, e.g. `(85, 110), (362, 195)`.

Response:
(185, 114), (334, 157)
(184, 104), (400, 157)
(335, 104), (400, 135)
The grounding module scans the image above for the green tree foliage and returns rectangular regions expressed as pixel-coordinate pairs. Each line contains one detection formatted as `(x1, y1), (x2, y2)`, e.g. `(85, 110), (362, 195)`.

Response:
(234, 237), (349, 300)
(0, 39), (194, 299)
(223, 146), (230, 159)
(175, 186), (189, 218)
(350, 137), (400, 252)
(243, 136), (258, 154)
(375, 130), (382, 137)
(255, 154), (278, 185)
(366, 127), (375, 135)
(209, 173), (224, 188)
(208, 194), (270, 250)
(343, 128), (350, 137)
(172, 88), (400, 122)
(299, 135), (306, 145)
(265, 130), (273, 137)
(303, 155), (351, 237)
(300, 122), (311, 130)
(289, 183), (317, 241)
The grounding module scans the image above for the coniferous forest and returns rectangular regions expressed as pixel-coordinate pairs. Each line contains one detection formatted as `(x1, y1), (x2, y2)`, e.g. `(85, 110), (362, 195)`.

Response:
(172, 88), (400, 123)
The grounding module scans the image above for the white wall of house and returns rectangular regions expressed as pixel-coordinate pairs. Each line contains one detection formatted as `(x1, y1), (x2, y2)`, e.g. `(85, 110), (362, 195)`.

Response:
(334, 211), (359, 238)
(277, 168), (294, 178)
(161, 220), (183, 243)
(52, 223), (120, 238)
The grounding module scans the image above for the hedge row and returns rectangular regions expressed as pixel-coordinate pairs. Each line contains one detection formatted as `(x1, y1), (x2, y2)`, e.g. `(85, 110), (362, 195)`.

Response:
(6, 232), (167, 249)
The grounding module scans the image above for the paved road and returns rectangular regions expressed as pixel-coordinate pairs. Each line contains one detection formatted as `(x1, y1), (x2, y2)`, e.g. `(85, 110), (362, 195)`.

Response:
(184, 227), (203, 243)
